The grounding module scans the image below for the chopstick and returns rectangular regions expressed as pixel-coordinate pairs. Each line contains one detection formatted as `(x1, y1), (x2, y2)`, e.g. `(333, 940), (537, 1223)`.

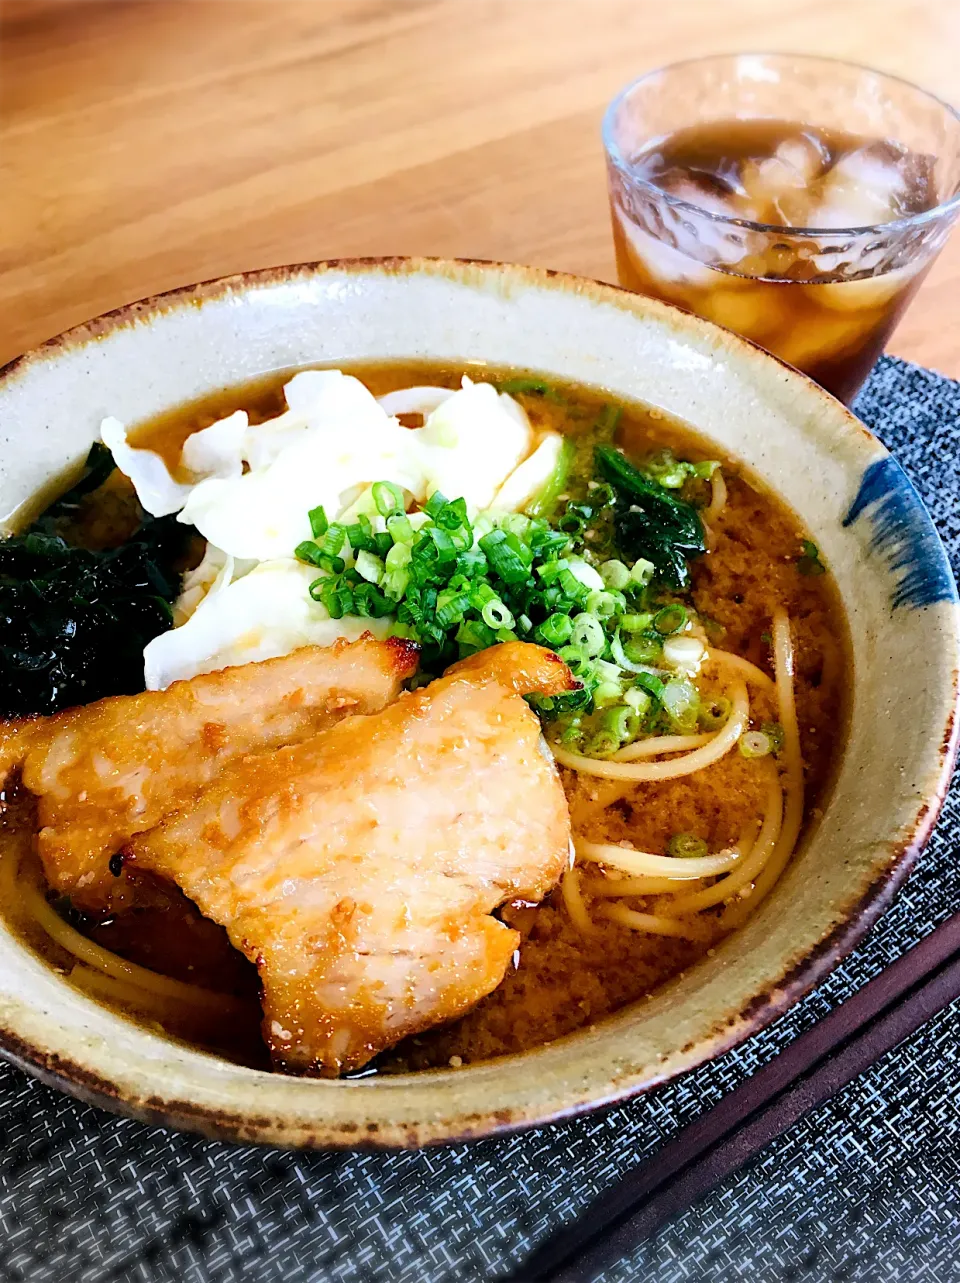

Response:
(512, 911), (960, 1283)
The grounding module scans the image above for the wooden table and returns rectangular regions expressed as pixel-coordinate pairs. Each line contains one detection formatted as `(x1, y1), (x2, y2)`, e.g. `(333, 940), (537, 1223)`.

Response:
(3, 0), (959, 375)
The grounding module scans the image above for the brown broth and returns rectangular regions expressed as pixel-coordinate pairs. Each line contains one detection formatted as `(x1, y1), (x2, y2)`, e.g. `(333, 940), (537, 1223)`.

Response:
(1, 362), (851, 1073)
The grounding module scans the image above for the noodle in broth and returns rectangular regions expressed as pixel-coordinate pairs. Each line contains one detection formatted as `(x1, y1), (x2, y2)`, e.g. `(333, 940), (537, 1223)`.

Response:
(0, 362), (850, 1073)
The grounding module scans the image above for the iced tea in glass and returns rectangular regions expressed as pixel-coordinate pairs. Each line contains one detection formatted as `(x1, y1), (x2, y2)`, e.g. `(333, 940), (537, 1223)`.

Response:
(603, 55), (960, 403)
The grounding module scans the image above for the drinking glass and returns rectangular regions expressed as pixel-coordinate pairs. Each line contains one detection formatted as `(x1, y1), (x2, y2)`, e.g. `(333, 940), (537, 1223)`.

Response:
(603, 54), (960, 403)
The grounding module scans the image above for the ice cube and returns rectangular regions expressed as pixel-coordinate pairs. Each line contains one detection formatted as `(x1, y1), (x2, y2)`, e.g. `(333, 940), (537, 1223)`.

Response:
(775, 310), (868, 368)
(804, 264), (916, 312)
(614, 204), (717, 288)
(658, 171), (744, 219)
(740, 133), (829, 225)
(808, 141), (924, 230)
(698, 284), (786, 340)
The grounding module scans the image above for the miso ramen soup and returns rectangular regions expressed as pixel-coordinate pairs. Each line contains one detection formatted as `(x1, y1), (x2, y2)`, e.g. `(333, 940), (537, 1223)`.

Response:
(0, 362), (850, 1076)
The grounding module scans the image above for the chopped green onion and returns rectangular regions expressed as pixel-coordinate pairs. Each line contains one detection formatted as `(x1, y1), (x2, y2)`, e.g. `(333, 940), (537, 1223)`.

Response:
(699, 696), (732, 732)
(481, 598), (515, 630)
(498, 512), (531, 539)
(478, 529), (530, 585)
(694, 460), (720, 480)
(761, 721), (785, 752)
(558, 643), (586, 670)
(661, 676), (699, 731)
(589, 482), (617, 507)
(599, 704), (640, 743)
(668, 833), (709, 859)
(653, 603), (687, 635)
(386, 513), (415, 545)
(797, 539), (826, 576)
(570, 613), (605, 658)
(295, 541), (326, 568)
(583, 729), (621, 757)
(662, 635), (705, 671)
(559, 721), (584, 747)
(372, 481), (405, 518)
(294, 429), (716, 732)
(456, 619), (496, 655)
(435, 588), (470, 627)
(634, 671), (665, 702)
(383, 542), (412, 600)
(611, 628), (656, 675)
(565, 502), (594, 523)
(593, 680), (625, 708)
(623, 632), (663, 665)
(629, 558), (656, 587)
(537, 613), (574, 647)
(528, 526), (570, 559)
(422, 491), (450, 521)
(436, 497), (470, 531)
(623, 686), (652, 716)
(556, 567), (590, 601)
(469, 580), (498, 610)
(354, 550), (384, 585)
(345, 514), (376, 553)
(586, 589), (625, 619)
(353, 582), (392, 617)
(388, 621), (417, 640)
(600, 559), (630, 590)
(455, 546), (487, 577)
(593, 658), (622, 684)
(412, 526), (458, 581)
(740, 730), (773, 759)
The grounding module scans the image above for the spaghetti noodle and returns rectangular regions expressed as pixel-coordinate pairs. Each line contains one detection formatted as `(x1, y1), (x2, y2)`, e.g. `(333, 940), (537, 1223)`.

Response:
(551, 681), (748, 781)
(568, 613), (804, 941)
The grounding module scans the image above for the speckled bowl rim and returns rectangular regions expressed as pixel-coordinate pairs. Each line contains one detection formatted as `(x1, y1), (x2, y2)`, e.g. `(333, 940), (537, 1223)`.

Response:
(0, 257), (956, 1149)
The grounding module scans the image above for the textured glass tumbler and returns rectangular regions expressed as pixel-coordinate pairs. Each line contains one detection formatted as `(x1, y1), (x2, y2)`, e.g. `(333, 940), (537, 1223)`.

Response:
(603, 54), (960, 403)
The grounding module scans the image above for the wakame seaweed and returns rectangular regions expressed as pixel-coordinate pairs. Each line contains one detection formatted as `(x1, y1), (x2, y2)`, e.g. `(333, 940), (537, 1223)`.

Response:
(0, 444), (189, 717)
(595, 444), (706, 590)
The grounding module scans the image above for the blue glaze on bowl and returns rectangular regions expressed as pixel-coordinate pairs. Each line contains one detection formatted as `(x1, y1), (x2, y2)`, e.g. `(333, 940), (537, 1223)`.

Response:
(843, 457), (957, 610)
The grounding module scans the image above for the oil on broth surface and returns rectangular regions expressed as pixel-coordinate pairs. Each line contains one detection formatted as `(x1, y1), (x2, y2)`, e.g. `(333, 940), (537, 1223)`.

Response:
(1, 362), (850, 1072)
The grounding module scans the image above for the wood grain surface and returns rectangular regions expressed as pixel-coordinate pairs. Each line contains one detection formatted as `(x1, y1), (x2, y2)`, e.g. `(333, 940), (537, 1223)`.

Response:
(2, 0), (959, 375)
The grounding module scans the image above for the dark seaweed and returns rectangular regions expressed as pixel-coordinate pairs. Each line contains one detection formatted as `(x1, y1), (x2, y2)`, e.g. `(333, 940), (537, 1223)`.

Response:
(0, 444), (188, 717)
(595, 444), (706, 590)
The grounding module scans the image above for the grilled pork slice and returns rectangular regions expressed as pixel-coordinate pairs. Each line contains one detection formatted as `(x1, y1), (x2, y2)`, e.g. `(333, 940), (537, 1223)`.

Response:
(125, 641), (574, 1075)
(2, 636), (419, 913)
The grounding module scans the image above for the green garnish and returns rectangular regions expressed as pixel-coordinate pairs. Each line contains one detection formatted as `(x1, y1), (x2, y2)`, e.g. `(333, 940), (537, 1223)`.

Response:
(495, 377), (564, 403)
(0, 443), (188, 717)
(594, 445), (706, 590)
(643, 449), (719, 491)
(526, 439), (575, 520)
(653, 603), (687, 635)
(699, 696), (732, 732)
(760, 721), (785, 752)
(796, 539), (826, 576)
(668, 833), (709, 859)
(295, 432), (715, 754)
(308, 504), (329, 538)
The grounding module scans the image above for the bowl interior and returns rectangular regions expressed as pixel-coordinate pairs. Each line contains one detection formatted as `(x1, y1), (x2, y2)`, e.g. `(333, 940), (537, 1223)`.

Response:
(0, 258), (955, 1147)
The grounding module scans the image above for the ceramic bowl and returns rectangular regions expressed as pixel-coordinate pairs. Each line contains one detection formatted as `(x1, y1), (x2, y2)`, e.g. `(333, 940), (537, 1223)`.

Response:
(0, 259), (956, 1148)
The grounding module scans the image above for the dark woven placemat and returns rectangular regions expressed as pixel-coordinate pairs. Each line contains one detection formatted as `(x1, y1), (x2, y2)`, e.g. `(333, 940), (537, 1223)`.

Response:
(0, 355), (957, 1283)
